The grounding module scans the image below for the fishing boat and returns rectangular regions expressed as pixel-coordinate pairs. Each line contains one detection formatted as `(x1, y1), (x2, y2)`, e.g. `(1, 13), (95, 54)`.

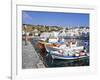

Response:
(45, 40), (89, 60)
(38, 31), (89, 60)
(38, 31), (59, 58)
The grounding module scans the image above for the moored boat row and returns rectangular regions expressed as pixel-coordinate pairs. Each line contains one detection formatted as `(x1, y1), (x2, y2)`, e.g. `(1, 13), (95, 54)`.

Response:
(38, 36), (89, 60)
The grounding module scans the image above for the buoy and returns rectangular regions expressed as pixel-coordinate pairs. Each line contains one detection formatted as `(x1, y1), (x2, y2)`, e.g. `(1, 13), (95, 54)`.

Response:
(80, 52), (85, 56)
(75, 53), (79, 57)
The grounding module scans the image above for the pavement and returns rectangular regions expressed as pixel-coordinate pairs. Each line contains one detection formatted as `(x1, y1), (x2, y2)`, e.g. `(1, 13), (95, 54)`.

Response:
(22, 40), (45, 69)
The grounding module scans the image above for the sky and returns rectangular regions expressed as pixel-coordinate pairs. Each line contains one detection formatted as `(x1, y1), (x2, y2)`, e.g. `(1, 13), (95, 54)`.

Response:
(22, 11), (89, 27)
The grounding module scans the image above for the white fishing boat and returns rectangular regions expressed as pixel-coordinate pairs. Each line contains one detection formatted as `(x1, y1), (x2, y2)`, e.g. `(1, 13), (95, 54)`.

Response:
(45, 40), (88, 60)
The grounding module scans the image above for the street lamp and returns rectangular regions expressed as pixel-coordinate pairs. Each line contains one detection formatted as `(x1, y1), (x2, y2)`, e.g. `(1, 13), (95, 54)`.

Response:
(24, 25), (27, 45)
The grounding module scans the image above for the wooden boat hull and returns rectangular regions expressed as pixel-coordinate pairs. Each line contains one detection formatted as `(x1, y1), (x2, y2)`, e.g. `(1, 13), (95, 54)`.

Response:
(38, 41), (47, 58)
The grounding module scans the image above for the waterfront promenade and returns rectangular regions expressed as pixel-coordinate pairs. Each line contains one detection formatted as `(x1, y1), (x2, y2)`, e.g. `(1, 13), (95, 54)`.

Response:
(22, 40), (45, 69)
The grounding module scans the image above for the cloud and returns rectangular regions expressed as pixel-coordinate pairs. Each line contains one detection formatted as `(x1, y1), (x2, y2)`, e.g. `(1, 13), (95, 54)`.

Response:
(22, 12), (33, 24)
